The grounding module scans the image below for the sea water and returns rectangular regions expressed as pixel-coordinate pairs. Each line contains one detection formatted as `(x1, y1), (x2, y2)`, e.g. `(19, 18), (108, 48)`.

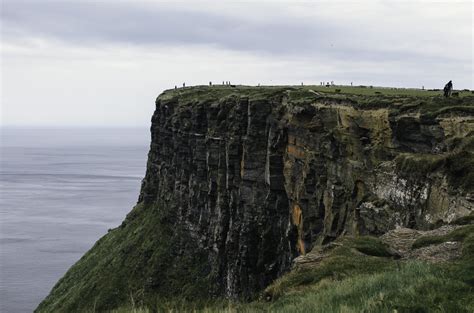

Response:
(0, 127), (149, 313)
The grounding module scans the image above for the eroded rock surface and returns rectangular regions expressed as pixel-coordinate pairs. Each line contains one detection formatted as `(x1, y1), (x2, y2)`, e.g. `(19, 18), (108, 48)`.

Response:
(381, 225), (464, 262)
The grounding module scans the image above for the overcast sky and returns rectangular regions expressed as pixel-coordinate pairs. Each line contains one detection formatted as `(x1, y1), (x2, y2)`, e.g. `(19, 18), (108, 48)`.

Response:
(1, 0), (472, 127)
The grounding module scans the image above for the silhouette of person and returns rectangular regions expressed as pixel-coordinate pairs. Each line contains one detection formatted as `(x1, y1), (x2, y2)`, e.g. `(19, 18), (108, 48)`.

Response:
(443, 80), (453, 97)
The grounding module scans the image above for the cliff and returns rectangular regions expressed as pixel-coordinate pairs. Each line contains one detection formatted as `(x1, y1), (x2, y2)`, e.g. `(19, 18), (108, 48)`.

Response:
(36, 86), (474, 312)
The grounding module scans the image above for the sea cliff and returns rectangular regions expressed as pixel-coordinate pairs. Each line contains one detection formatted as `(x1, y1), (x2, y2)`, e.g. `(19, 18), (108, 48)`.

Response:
(36, 86), (474, 312)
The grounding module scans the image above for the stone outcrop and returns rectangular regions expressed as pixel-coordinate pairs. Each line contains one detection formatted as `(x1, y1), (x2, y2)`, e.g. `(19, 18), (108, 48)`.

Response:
(381, 226), (463, 262)
(36, 86), (473, 312)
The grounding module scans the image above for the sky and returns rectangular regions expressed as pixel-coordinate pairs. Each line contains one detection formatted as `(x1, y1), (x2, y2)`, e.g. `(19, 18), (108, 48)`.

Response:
(1, 0), (473, 127)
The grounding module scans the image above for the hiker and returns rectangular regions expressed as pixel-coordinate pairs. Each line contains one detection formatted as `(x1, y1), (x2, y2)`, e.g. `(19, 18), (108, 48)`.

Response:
(183, 82), (185, 88)
(443, 80), (453, 97)
(209, 81), (212, 86)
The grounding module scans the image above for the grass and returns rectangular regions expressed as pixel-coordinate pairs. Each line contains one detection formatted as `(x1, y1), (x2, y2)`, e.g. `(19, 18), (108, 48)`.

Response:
(299, 85), (473, 98)
(395, 153), (445, 176)
(109, 299), (237, 313)
(394, 141), (474, 192)
(160, 84), (474, 110)
(112, 231), (474, 312)
(455, 231), (474, 285)
(349, 236), (397, 257)
(36, 202), (214, 313)
(451, 212), (474, 226)
(257, 261), (473, 313)
(262, 237), (397, 300)
(411, 225), (474, 249)
(444, 150), (474, 191)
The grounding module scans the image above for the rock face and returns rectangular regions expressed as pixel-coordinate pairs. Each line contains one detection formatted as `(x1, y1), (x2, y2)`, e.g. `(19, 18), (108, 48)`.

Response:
(36, 86), (473, 312)
(140, 90), (292, 299)
(140, 87), (473, 296)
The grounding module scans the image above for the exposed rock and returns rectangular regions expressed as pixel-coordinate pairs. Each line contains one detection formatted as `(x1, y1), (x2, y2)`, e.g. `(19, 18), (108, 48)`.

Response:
(139, 87), (472, 297)
(381, 225), (463, 261)
(405, 241), (462, 262)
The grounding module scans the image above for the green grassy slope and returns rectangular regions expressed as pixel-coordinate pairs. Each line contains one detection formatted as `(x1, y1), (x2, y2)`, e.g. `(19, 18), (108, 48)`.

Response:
(36, 203), (213, 312)
(114, 225), (474, 312)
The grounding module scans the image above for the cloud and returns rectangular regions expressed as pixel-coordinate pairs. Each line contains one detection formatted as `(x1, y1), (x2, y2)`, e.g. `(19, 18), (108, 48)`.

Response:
(1, 1), (472, 126)
(2, 0), (471, 63)
(2, 1), (330, 55)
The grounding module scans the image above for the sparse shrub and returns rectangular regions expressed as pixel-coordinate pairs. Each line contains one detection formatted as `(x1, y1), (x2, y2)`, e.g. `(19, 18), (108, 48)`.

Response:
(335, 89), (341, 93)
(452, 92), (459, 97)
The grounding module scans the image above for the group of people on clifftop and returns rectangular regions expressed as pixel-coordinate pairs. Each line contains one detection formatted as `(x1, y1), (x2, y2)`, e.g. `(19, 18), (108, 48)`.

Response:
(174, 80), (456, 97)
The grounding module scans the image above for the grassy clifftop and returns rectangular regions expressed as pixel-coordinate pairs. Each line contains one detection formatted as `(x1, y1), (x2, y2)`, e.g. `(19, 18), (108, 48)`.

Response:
(160, 85), (474, 113)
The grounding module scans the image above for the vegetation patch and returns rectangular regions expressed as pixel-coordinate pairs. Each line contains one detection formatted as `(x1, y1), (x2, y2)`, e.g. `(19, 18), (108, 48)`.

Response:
(263, 237), (396, 300)
(395, 149), (474, 192)
(395, 153), (445, 176)
(412, 225), (474, 249)
(424, 105), (474, 119)
(349, 236), (397, 257)
(451, 212), (474, 226)
(258, 261), (473, 313)
(444, 150), (474, 191)
(36, 202), (214, 313)
(112, 230), (474, 312)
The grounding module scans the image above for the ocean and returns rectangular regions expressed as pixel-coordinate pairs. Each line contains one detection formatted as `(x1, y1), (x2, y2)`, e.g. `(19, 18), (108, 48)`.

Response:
(0, 127), (150, 313)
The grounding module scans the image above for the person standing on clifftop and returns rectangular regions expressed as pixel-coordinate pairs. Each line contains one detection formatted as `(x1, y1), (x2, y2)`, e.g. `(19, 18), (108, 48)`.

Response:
(443, 80), (453, 97)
